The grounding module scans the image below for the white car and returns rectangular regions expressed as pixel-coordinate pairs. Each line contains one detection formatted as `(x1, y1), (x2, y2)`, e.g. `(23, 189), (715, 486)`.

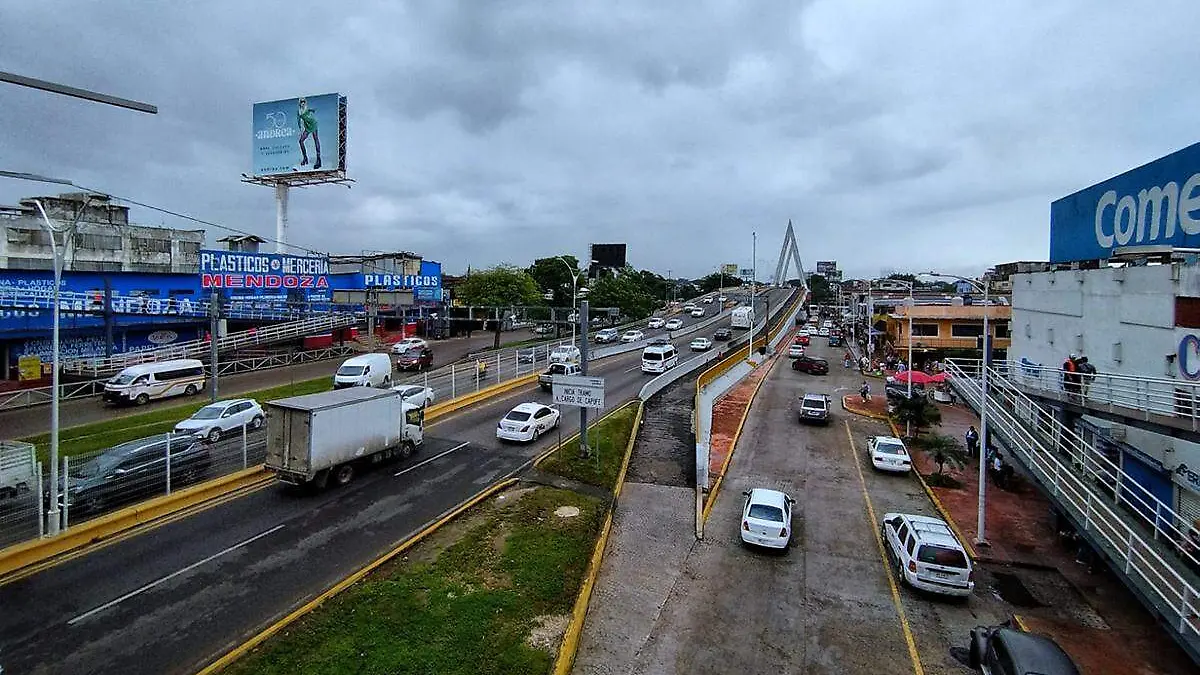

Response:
(392, 384), (435, 408)
(823, 320), (833, 329)
(881, 513), (975, 597)
(818, 327), (831, 337)
(718, 295), (727, 302)
(690, 308), (705, 318)
(647, 317), (665, 329)
(798, 328), (812, 337)
(664, 318), (684, 330)
(740, 488), (795, 550)
(174, 398), (265, 443)
(868, 435), (912, 473)
(496, 402), (561, 443)
(690, 337), (713, 351)
(620, 330), (645, 343)
(390, 337), (427, 354)
(703, 297), (714, 304)
(549, 345), (581, 363)
(787, 344), (805, 358)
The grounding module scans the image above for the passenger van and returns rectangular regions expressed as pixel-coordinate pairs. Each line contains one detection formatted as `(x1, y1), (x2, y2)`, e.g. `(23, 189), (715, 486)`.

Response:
(103, 359), (207, 406)
(333, 353), (393, 389)
(641, 343), (679, 374)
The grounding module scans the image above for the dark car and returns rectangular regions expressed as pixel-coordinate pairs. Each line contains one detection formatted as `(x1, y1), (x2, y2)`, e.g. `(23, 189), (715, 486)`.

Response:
(828, 335), (843, 347)
(969, 623), (1081, 675)
(54, 433), (211, 515)
(396, 346), (434, 371)
(713, 328), (732, 341)
(792, 356), (829, 375)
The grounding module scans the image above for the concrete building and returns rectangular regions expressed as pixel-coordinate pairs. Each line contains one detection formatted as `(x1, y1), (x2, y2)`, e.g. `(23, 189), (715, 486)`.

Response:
(0, 193), (204, 273)
(888, 302), (1011, 363)
(1011, 261), (1200, 528)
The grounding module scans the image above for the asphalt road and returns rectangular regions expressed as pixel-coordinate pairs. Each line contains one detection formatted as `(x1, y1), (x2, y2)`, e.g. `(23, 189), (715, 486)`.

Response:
(600, 332), (1027, 674)
(0, 290), (790, 675)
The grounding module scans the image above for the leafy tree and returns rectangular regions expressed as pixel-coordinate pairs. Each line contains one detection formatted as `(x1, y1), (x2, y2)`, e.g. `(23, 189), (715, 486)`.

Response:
(696, 272), (743, 294)
(586, 268), (659, 321)
(527, 255), (581, 338)
(887, 272), (918, 285)
(455, 265), (543, 348)
(892, 395), (942, 438)
(806, 273), (835, 304)
(918, 433), (969, 479)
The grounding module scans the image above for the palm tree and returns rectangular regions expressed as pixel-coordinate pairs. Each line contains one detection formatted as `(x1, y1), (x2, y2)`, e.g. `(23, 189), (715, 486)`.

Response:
(919, 433), (968, 478)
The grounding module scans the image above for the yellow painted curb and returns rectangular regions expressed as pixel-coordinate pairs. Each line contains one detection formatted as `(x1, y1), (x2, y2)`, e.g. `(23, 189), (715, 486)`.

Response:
(0, 466), (270, 580)
(425, 372), (539, 421)
(702, 351), (782, 524)
(197, 476), (521, 675)
(531, 401), (638, 471)
(552, 399), (643, 675)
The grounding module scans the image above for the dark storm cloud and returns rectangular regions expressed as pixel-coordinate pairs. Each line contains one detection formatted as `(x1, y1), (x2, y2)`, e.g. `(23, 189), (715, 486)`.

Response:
(2, 1), (1200, 279)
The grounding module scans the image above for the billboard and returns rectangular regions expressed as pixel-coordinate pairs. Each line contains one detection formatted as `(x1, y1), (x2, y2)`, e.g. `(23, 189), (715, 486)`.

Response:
(1051, 142), (1200, 263)
(590, 243), (627, 269)
(720, 263), (738, 276)
(816, 261), (838, 276)
(252, 93), (347, 177)
(200, 250), (329, 290)
(352, 261), (443, 302)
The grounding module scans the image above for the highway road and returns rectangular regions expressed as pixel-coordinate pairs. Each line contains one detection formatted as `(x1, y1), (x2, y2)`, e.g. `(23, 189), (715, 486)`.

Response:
(0, 289), (792, 675)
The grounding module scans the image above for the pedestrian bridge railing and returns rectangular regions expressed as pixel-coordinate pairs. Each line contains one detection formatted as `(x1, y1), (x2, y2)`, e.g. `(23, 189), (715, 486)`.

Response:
(944, 358), (1200, 655)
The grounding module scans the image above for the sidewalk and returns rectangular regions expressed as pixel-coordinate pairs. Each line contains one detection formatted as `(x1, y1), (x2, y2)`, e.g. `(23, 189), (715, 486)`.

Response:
(842, 395), (1195, 675)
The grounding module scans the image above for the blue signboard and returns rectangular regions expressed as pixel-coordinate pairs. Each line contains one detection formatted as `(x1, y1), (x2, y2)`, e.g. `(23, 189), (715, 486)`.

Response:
(8, 326), (201, 367)
(0, 270), (205, 334)
(252, 93), (346, 177)
(1051, 142), (1200, 263)
(341, 260), (443, 302)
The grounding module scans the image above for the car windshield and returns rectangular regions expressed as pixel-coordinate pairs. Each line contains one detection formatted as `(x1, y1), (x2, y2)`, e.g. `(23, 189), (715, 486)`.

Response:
(644, 352), (662, 361)
(190, 405), (225, 420)
(917, 544), (969, 569)
(505, 410), (532, 422)
(552, 347), (572, 355)
(109, 373), (136, 385)
(337, 365), (365, 376)
(71, 453), (123, 479)
(876, 441), (907, 455)
(748, 504), (784, 522)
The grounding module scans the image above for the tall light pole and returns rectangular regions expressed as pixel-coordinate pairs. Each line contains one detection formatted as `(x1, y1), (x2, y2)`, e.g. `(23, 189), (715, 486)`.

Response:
(870, 279), (916, 436)
(748, 232), (757, 358)
(924, 271), (991, 546)
(557, 257), (584, 343)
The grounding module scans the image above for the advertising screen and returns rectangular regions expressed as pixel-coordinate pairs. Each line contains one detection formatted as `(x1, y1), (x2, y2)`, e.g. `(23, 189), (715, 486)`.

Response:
(590, 243), (627, 269)
(721, 263), (738, 276)
(816, 261), (838, 276)
(252, 93), (346, 177)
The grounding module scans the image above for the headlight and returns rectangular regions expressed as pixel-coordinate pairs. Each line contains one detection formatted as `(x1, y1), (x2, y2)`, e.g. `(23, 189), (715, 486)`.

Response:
(520, 426), (530, 432)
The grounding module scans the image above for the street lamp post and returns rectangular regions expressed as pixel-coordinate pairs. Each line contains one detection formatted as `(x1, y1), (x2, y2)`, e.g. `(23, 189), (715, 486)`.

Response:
(557, 257), (584, 344)
(924, 271), (991, 546)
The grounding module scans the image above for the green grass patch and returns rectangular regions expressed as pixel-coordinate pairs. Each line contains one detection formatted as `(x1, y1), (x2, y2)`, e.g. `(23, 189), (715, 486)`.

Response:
(19, 377), (331, 461)
(224, 486), (605, 675)
(537, 402), (639, 492)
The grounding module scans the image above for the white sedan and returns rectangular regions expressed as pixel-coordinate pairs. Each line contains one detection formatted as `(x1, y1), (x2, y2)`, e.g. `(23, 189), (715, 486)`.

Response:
(690, 337), (713, 351)
(173, 398), (265, 443)
(787, 343), (806, 358)
(740, 488), (795, 550)
(665, 318), (684, 330)
(496, 402), (561, 443)
(620, 329), (645, 343)
(390, 337), (427, 354)
(868, 435), (912, 473)
(392, 384), (435, 408)
(647, 317), (665, 329)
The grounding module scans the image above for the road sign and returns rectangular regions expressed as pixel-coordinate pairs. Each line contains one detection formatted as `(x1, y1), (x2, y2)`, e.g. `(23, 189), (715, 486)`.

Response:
(552, 375), (605, 409)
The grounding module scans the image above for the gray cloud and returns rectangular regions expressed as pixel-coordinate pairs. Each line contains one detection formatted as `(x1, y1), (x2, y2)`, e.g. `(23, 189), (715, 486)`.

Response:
(2, 1), (1200, 280)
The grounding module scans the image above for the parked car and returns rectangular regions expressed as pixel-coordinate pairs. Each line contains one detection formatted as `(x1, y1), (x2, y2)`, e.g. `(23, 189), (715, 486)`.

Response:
(740, 488), (795, 550)
(713, 328), (732, 341)
(496, 402), (561, 443)
(647, 317), (666, 329)
(392, 384), (435, 408)
(690, 337), (713, 351)
(665, 318), (684, 330)
(968, 622), (1081, 675)
(396, 346), (434, 371)
(787, 343), (806, 358)
(798, 393), (830, 424)
(173, 398), (265, 443)
(867, 435), (911, 473)
(594, 328), (620, 343)
(59, 434), (211, 514)
(549, 345), (581, 363)
(792, 356), (829, 375)
(620, 329), (645, 343)
(881, 512), (975, 597)
(390, 337), (427, 354)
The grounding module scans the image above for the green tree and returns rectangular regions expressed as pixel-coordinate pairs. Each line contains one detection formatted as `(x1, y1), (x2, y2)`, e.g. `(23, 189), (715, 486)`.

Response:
(893, 395), (942, 438)
(918, 433), (969, 480)
(586, 268), (659, 321)
(455, 265), (543, 348)
(806, 274), (834, 304)
(696, 272), (742, 294)
(526, 256), (580, 337)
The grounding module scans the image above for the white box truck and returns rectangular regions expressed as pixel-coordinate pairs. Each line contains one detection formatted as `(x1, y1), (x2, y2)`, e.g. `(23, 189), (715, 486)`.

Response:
(264, 387), (423, 489)
(730, 306), (754, 329)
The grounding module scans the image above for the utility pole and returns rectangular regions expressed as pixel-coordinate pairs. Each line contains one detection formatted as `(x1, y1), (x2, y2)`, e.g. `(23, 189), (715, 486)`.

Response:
(578, 299), (591, 458)
(366, 289), (378, 350)
(209, 290), (220, 402)
(748, 231), (757, 358)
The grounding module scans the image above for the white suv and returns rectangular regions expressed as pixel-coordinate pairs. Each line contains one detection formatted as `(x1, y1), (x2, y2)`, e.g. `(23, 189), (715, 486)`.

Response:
(549, 345), (581, 363)
(881, 513), (974, 597)
(174, 398), (265, 443)
(647, 317), (665, 329)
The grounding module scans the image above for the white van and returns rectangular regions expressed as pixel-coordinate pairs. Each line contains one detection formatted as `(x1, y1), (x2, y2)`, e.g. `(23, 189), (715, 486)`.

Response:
(333, 353), (393, 389)
(103, 359), (207, 406)
(641, 343), (679, 374)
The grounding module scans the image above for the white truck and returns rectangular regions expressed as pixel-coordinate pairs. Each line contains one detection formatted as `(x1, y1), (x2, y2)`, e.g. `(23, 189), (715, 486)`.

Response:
(264, 387), (424, 490)
(731, 305), (755, 329)
(539, 361), (582, 391)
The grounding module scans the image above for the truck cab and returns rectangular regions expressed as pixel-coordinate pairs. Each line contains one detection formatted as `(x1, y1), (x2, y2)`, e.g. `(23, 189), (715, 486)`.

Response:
(540, 362), (582, 391)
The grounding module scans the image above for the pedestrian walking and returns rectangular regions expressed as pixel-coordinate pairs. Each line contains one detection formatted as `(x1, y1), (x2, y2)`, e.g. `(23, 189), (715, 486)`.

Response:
(860, 381), (871, 403)
(1062, 353), (1080, 402)
(965, 425), (979, 455)
(1076, 355), (1096, 399)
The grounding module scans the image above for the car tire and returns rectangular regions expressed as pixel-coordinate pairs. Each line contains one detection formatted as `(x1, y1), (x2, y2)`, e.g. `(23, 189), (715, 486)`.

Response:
(333, 463), (354, 486)
(383, 376), (391, 387)
(532, 427), (541, 442)
(207, 428), (221, 443)
(398, 441), (415, 460)
(135, 393), (149, 406)
(184, 384), (198, 396)
(251, 415), (264, 430)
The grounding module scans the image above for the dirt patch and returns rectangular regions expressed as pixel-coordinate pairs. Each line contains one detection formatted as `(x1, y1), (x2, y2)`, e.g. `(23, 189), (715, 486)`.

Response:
(392, 486), (535, 569)
(991, 571), (1043, 608)
(555, 505), (581, 518)
(526, 613), (571, 653)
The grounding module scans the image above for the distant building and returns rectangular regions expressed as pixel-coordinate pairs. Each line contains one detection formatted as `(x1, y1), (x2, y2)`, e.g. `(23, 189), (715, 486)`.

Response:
(0, 193), (204, 273)
(887, 301), (1011, 361)
(329, 251), (422, 277)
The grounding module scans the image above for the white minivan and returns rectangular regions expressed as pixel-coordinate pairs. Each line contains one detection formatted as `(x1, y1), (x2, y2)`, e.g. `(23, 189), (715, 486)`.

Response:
(333, 353), (393, 389)
(641, 343), (679, 374)
(103, 359), (207, 406)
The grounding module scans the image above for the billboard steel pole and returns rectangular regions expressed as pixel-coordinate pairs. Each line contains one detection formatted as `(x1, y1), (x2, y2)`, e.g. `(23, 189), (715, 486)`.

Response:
(210, 290), (220, 402)
(579, 299), (590, 458)
(275, 183), (289, 254)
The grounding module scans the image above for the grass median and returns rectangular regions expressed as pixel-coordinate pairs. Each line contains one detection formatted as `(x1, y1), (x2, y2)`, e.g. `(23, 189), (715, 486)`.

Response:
(221, 398), (641, 675)
(19, 376), (331, 461)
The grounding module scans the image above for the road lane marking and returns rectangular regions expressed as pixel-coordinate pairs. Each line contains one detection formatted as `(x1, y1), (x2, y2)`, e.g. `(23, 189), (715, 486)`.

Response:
(843, 420), (926, 675)
(67, 524), (286, 626)
(395, 442), (469, 477)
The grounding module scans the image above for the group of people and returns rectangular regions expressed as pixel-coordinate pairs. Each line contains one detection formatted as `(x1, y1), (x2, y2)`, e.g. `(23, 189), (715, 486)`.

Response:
(1061, 352), (1097, 402)
(965, 425), (1015, 489)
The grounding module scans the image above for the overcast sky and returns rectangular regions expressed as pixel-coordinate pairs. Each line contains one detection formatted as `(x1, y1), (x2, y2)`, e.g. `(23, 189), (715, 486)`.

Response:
(3, 1), (1199, 280)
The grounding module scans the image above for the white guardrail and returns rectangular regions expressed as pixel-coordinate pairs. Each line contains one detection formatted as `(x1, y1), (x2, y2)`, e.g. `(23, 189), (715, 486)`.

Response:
(945, 359), (1200, 647)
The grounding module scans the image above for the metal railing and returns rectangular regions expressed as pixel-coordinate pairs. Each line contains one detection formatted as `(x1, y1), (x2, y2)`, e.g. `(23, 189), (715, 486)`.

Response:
(994, 358), (1200, 431)
(945, 359), (1200, 646)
